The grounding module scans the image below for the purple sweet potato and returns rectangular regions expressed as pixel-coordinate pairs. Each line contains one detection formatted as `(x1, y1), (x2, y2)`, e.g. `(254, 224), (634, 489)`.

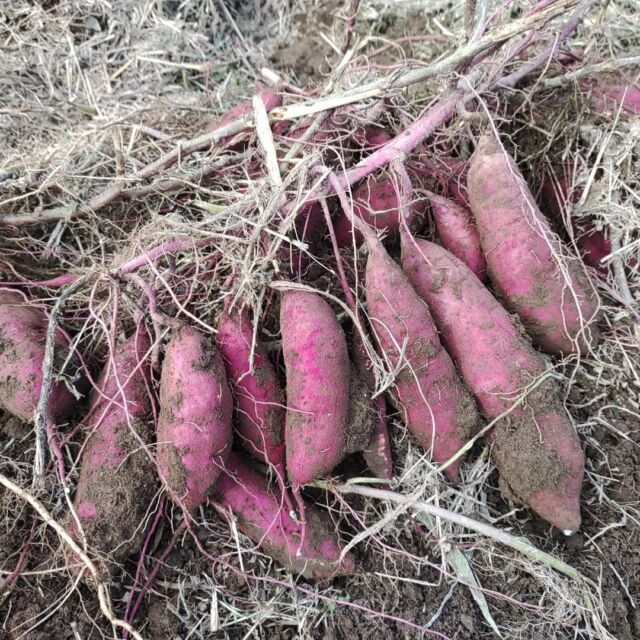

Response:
(72, 330), (156, 565)
(216, 452), (355, 579)
(0, 290), (80, 422)
(426, 191), (487, 281)
(157, 326), (232, 511)
(401, 237), (585, 532)
(206, 88), (281, 136)
(361, 232), (479, 480)
(541, 168), (611, 272)
(217, 309), (285, 475)
(280, 289), (349, 487)
(467, 133), (601, 355)
(335, 176), (422, 246)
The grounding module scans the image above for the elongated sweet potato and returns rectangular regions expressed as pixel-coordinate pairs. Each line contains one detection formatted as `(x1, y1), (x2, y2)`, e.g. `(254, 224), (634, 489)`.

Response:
(467, 133), (600, 355)
(216, 452), (355, 580)
(72, 330), (156, 566)
(280, 289), (349, 487)
(157, 326), (232, 511)
(362, 232), (479, 480)
(0, 290), (80, 422)
(217, 309), (285, 475)
(426, 191), (487, 281)
(401, 237), (585, 532)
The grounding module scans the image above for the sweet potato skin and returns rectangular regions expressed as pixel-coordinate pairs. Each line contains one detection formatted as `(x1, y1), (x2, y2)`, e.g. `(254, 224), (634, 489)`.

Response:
(157, 326), (233, 511)
(467, 133), (600, 355)
(281, 290), (349, 487)
(335, 176), (422, 246)
(363, 235), (479, 480)
(427, 192), (487, 281)
(72, 330), (156, 565)
(217, 310), (285, 472)
(0, 290), (79, 422)
(206, 89), (281, 135)
(401, 237), (584, 532)
(216, 452), (355, 580)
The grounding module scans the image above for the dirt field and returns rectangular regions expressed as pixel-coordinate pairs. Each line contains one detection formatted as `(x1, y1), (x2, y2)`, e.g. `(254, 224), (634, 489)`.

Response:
(1, 1), (639, 639)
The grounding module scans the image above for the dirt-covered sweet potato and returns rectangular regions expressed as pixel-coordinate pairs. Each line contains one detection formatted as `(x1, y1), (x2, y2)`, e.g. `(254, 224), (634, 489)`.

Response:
(334, 176), (423, 246)
(217, 309), (285, 475)
(71, 329), (156, 567)
(216, 452), (355, 580)
(157, 326), (232, 511)
(426, 190), (487, 281)
(0, 290), (80, 422)
(361, 231), (480, 481)
(402, 237), (585, 532)
(280, 289), (349, 488)
(467, 133), (601, 355)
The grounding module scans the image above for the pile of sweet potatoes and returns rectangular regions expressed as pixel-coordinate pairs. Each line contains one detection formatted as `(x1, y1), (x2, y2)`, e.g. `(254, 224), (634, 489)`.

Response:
(0, 123), (607, 586)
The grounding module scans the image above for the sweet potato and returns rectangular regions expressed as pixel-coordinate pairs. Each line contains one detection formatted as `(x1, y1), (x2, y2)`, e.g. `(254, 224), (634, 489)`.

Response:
(216, 452), (355, 580)
(361, 232), (479, 480)
(541, 168), (611, 272)
(334, 176), (422, 246)
(467, 133), (600, 355)
(581, 77), (640, 117)
(0, 290), (80, 422)
(217, 309), (285, 475)
(71, 330), (156, 565)
(401, 237), (585, 532)
(206, 88), (281, 136)
(157, 326), (232, 511)
(280, 289), (349, 487)
(426, 191), (487, 281)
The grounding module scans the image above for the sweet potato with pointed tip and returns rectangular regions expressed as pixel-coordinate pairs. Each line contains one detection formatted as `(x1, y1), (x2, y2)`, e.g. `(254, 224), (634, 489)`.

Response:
(216, 452), (355, 580)
(361, 231), (480, 481)
(426, 191), (487, 281)
(467, 133), (600, 355)
(401, 237), (584, 532)
(157, 326), (232, 511)
(0, 290), (81, 422)
(217, 309), (285, 475)
(281, 289), (349, 487)
(71, 330), (156, 566)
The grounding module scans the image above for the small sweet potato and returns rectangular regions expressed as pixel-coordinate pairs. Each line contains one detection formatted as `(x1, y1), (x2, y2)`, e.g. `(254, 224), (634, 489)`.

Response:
(467, 133), (601, 355)
(362, 232), (480, 480)
(206, 88), (281, 136)
(281, 289), (349, 487)
(402, 237), (585, 532)
(216, 452), (355, 580)
(0, 290), (80, 422)
(426, 190), (487, 281)
(217, 309), (285, 475)
(335, 176), (422, 246)
(541, 168), (611, 272)
(71, 330), (156, 566)
(157, 326), (232, 511)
